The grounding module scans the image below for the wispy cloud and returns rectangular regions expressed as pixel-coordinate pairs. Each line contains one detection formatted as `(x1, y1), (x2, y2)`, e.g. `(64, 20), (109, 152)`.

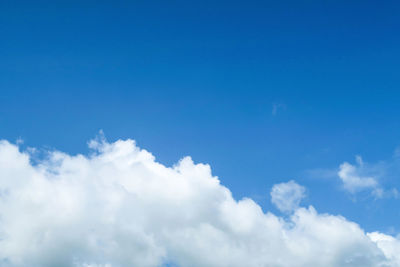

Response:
(272, 103), (286, 116)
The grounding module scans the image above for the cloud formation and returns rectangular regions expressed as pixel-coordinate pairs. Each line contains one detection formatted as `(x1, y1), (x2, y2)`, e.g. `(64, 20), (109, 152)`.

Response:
(0, 138), (399, 266)
(338, 156), (378, 193)
(337, 156), (399, 198)
(270, 180), (306, 213)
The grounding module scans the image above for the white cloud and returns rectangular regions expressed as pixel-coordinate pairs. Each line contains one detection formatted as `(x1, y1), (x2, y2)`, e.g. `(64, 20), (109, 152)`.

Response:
(337, 156), (399, 199)
(368, 232), (400, 266)
(0, 138), (399, 266)
(270, 180), (306, 213)
(338, 160), (378, 193)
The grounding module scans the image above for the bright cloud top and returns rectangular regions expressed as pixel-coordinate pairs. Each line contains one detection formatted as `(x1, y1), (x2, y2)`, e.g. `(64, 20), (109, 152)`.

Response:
(270, 180), (305, 213)
(0, 138), (400, 267)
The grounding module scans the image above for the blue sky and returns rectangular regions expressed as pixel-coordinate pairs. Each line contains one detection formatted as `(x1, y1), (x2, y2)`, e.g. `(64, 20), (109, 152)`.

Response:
(1, 0), (400, 239)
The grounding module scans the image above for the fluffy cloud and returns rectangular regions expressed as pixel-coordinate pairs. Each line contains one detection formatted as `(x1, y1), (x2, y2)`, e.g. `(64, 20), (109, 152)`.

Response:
(270, 180), (305, 213)
(338, 158), (378, 193)
(0, 138), (399, 266)
(337, 156), (399, 199)
(368, 232), (400, 266)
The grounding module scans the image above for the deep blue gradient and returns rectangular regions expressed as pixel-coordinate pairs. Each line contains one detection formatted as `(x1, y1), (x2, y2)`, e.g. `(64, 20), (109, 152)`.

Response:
(1, 0), (400, 233)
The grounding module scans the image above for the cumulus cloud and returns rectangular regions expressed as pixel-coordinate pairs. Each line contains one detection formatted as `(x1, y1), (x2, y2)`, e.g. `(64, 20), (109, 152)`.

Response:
(368, 232), (400, 266)
(270, 180), (306, 213)
(337, 156), (399, 199)
(338, 157), (378, 194)
(0, 137), (399, 266)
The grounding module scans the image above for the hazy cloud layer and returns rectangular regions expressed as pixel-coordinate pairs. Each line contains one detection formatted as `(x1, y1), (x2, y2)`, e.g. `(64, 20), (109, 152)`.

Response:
(0, 138), (400, 266)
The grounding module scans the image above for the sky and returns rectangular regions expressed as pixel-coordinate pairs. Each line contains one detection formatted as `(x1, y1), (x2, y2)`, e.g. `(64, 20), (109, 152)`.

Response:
(1, 1), (400, 266)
